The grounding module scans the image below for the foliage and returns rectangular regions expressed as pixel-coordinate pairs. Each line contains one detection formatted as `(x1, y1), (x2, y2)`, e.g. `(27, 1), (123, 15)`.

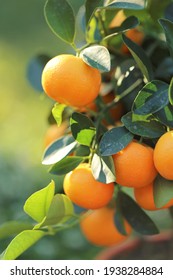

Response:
(1, 0), (173, 259)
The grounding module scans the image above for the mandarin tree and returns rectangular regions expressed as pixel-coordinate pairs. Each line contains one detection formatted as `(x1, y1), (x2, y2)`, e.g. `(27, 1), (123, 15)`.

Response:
(1, 0), (173, 260)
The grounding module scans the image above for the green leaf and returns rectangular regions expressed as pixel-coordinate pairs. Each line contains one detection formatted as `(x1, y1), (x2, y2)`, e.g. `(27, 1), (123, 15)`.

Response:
(1, 230), (46, 260)
(122, 112), (166, 138)
(99, 126), (134, 156)
(118, 191), (159, 235)
(153, 175), (173, 208)
(44, 0), (75, 44)
(52, 103), (67, 126)
(86, 15), (102, 43)
(49, 156), (84, 175)
(169, 77), (173, 105)
(147, 0), (171, 21)
(42, 135), (77, 165)
(24, 181), (55, 223)
(104, 16), (139, 41)
(35, 194), (74, 228)
(133, 80), (169, 115)
(75, 145), (90, 156)
(154, 104), (173, 127)
(155, 57), (173, 81)
(80, 45), (111, 72)
(159, 18), (173, 59)
(122, 33), (153, 82)
(27, 54), (50, 92)
(91, 153), (116, 183)
(0, 221), (33, 240)
(114, 200), (128, 235)
(110, 15), (139, 32)
(70, 112), (96, 147)
(105, 0), (146, 10)
(85, 0), (104, 25)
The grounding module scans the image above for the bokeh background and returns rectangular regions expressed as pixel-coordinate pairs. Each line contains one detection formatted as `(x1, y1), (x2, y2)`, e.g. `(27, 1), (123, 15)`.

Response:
(1, 0), (173, 260)
(0, 0), (101, 259)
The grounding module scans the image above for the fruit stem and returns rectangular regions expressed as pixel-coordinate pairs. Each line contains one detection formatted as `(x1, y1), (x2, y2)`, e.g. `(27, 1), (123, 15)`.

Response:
(89, 137), (97, 165)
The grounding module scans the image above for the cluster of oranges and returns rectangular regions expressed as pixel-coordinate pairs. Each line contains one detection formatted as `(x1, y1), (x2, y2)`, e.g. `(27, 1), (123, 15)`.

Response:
(113, 132), (173, 211)
(41, 54), (131, 247)
(41, 40), (173, 247)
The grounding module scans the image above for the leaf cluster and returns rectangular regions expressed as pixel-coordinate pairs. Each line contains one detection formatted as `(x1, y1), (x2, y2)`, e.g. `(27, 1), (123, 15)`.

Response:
(3, 0), (173, 259)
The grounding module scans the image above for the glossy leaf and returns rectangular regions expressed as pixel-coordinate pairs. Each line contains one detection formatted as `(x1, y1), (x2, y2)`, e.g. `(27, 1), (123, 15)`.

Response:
(114, 199), (128, 235)
(122, 112), (166, 138)
(44, 0), (75, 43)
(80, 45), (111, 72)
(75, 145), (90, 157)
(0, 221), (33, 240)
(52, 103), (67, 126)
(91, 153), (116, 183)
(49, 156), (84, 175)
(159, 18), (173, 59)
(70, 112), (96, 147)
(105, 0), (146, 10)
(154, 104), (173, 127)
(118, 191), (159, 235)
(133, 80), (169, 115)
(1, 230), (46, 260)
(24, 181), (55, 223)
(27, 54), (50, 92)
(86, 15), (102, 43)
(36, 194), (74, 228)
(153, 175), (173, 208)
(105, 16), (139, 41)
(110, 15), (139, 31)
(85, 0), (104, 25)
(169, 77), (173, 105)
(155, 57), (173, 81)
(99, 126), (133, 156)
(42, 135), (77, 165)
(122, 33), (153, 82)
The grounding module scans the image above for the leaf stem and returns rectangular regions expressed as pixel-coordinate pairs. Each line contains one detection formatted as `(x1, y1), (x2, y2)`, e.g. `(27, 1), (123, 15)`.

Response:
(52, 217), (80, 233)
(96, 9), (107, 38)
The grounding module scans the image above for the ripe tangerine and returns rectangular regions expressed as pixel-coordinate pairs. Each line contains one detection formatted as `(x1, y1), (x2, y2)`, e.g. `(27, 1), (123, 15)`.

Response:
(134, 182), (173, 211)
(42, 54), (101, 108)
(154, 131), (173, 180)
(112, 141), (158, 188)
(63, 163), (114, 209)
(80, 206), (132, 246)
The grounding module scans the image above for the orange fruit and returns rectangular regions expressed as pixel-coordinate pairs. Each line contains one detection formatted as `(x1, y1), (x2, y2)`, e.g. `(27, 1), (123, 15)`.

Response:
(80, 206), (132, 246)
(121, 28), (144, 54)
(134, 182), (173, 211)
(112, 141), (158, 188)
(44, 122), (67, 148)
(63, 163), (114, 209)
(154, 131), (173, 180)
(41, 54), (101, 108)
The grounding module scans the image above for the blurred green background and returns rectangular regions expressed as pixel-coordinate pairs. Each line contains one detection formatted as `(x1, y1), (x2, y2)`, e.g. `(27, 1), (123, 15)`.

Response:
(0, 0), (101, 259)
(0, 0), (173, 260)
